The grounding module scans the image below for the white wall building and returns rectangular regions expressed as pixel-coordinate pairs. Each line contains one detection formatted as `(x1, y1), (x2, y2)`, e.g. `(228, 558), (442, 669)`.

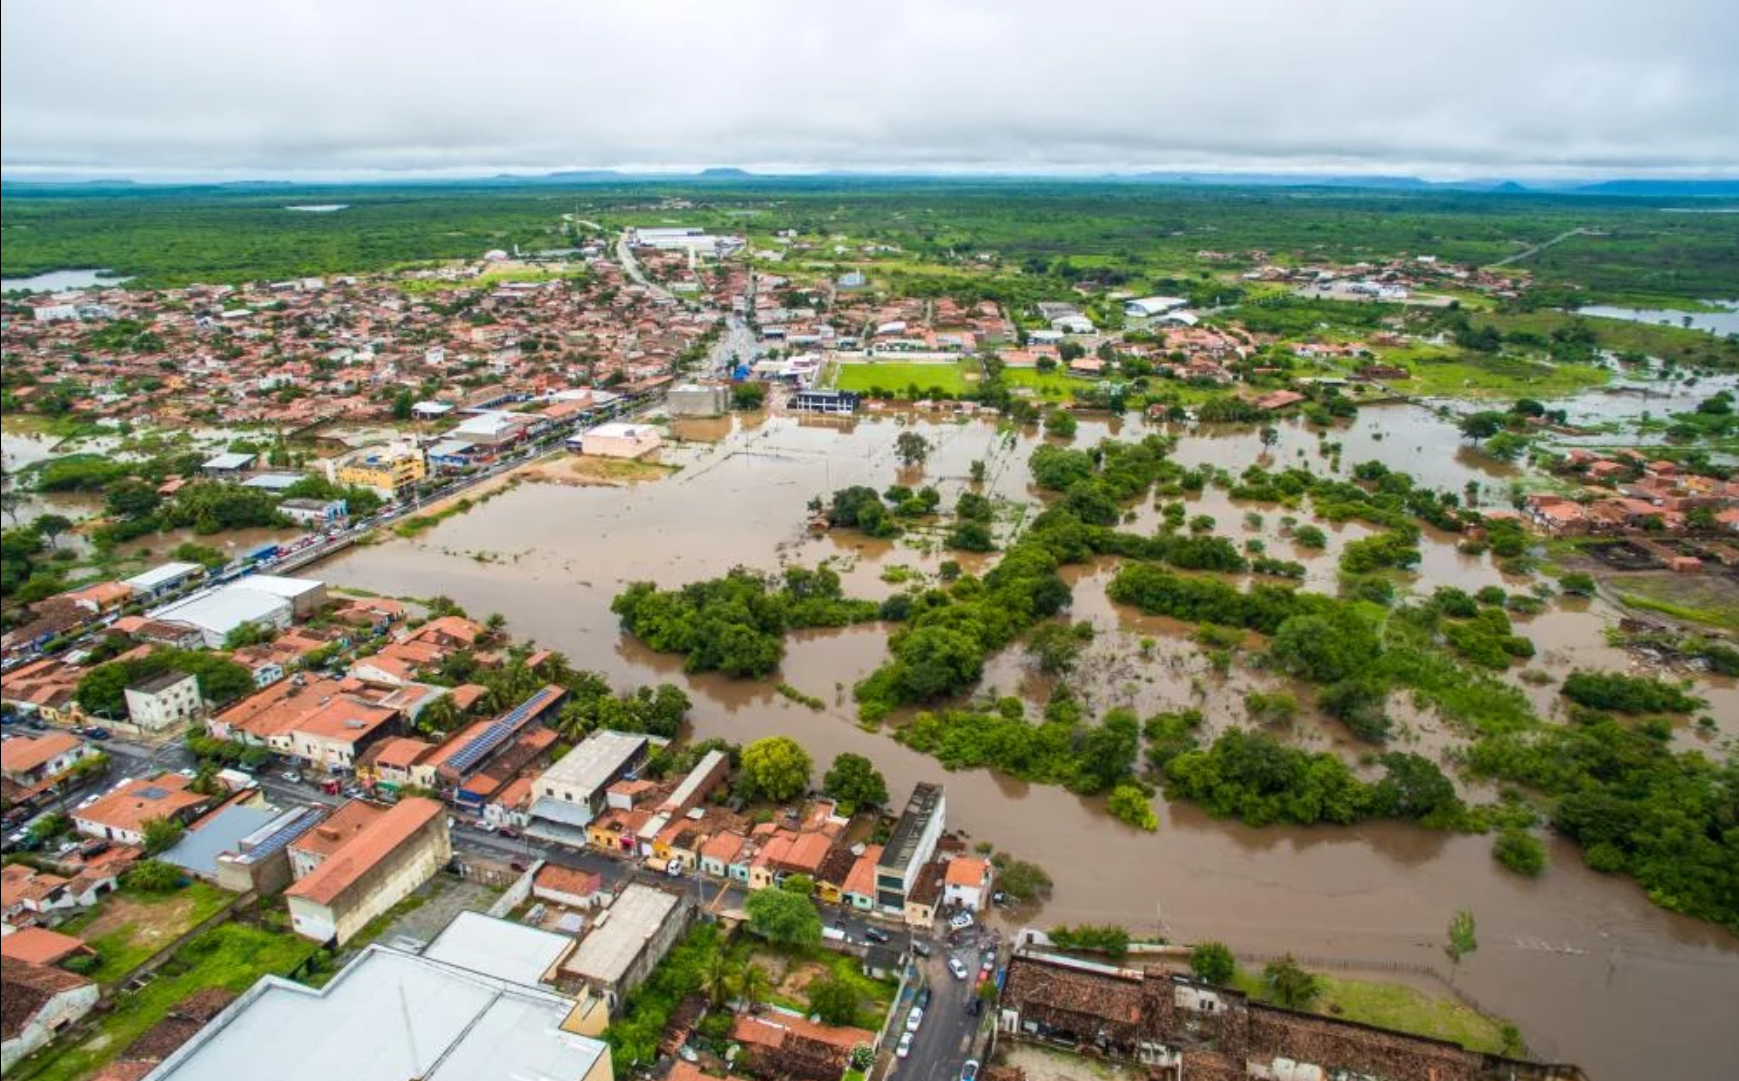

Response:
(123, 670), (204, 731)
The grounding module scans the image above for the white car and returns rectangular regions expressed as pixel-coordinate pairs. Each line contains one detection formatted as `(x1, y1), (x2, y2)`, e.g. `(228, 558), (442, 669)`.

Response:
(282, 771), (302, 784)
(896, 1032), (914, 1059)
(948, 957), (969, 980)
(949, 912), (975, 931)
(905, 1006), (923, 1032)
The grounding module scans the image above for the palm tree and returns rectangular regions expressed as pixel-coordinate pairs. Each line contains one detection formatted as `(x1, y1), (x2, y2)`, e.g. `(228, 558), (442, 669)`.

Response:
(739, 963), (771, 1013)
(700, 951), (737, 1008)
(416, 694), (463, 738)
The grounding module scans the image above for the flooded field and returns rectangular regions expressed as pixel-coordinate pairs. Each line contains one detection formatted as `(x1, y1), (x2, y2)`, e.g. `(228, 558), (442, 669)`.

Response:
(306, 407), (1735, 1080)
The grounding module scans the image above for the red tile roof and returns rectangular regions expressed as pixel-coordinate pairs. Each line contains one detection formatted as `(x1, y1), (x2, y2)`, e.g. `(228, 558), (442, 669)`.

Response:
(285, 797), (443, 906)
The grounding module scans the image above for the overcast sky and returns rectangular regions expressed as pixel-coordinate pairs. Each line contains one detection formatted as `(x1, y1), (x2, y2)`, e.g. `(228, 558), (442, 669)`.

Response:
(4, 0), (1736, 180)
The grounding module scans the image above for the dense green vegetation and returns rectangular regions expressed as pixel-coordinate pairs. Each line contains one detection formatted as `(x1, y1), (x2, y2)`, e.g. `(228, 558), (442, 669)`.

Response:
(1160, 728), (1465, 828)
(9, 180), (1737, 309)
(75, 648), (255, 716)
(611, 565), (880, 678)
(898, 694), (1140, 797)
(1468, 717), (1738, 929)
(1560, 670), (1703, 714)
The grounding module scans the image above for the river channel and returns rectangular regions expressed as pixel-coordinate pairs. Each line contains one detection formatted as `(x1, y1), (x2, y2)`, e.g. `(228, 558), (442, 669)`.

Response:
(316, 407), (1736, 1081)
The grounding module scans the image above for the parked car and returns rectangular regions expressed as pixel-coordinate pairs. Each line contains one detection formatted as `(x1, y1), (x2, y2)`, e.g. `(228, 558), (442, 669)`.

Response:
(666, 857), (685, 878)
(980, 953), (995, 973)
(282, 771), (302, 784)
(896, 1032), (914, 1059)
(949, 912), (974, 931)
(948, 957), (969, 980)
(497, 827), (517, 840)
(962, 1060), (980, 1081)
(916, 987), (932, 1010)
(864, 927), (891, 944)
(85, 727), (111, 741)
(911, 940), (932, 958)
(905, 1007), (923, 1032)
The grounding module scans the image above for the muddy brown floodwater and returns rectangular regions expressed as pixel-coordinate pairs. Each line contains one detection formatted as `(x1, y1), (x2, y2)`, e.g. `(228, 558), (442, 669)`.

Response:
(321, 411), (1739, 1081)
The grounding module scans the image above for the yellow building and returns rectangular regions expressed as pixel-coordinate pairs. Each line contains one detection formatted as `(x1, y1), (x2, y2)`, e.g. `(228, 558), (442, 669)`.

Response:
(335, 445), (426, 496)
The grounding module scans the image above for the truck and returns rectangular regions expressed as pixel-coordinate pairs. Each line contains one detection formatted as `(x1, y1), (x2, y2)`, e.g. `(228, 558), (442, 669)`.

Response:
(242, 542), (282, 567)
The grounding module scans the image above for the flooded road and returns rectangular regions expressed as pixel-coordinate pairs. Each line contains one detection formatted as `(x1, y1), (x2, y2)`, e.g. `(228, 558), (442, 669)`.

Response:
(320, 409), (1739, 1081)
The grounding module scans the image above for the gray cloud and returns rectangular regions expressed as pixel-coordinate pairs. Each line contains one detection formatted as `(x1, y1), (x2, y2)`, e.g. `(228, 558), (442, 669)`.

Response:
(4, 0), (1737, 178)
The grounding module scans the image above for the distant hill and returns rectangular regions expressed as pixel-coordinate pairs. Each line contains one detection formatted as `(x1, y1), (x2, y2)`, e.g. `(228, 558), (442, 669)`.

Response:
(1570, 179), (1739, 197)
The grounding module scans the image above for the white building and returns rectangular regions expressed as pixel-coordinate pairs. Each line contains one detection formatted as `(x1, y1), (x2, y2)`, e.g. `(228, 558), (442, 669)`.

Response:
(136, 939), (612, 1081)
(569, 422), (662, 460)
(875, 782), (946, 914)
(123, 670), (204, 731)
(122, 561), (204, 602)
(152, 587), (292, 648)
(527, 731), (650, 845)
(1124, 296), (1191, 319)
(0, 960), (99, 1072)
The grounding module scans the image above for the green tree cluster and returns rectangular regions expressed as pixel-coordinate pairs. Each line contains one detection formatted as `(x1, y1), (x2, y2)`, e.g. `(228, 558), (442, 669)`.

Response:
(612, 565), (880, 679)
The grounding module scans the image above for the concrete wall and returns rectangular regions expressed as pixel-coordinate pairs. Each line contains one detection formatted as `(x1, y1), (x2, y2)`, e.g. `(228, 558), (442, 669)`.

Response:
(486, 859), (544, 919)
(0, 981), (99, 1071)
(290, 814), (452, 945)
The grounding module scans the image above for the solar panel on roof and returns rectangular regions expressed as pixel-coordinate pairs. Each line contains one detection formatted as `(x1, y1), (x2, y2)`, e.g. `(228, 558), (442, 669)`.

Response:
(237, 806), (324, 864)
(443, 687), (560, 777)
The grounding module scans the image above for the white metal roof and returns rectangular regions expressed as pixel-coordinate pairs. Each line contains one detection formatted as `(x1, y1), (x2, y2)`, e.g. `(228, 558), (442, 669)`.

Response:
(202, 451), (256, 470)
(537, 730), (646, 796)
(142, 945), (607, 1081)
(151, 588), (289, 635)
(123, 562), (203, 592)
(420, 911), (572, 986)
(238, 575), (324, 599)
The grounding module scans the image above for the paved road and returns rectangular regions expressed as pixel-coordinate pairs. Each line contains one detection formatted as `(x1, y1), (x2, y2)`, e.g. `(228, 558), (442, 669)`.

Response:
(1486, 226), (1592, 269)
(616, 232), (675, 302)
(894, 928), (998, 1081)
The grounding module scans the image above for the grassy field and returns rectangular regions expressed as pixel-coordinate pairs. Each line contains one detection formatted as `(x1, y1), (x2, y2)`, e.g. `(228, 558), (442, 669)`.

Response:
(1473, 310), (1739, 368)
(1612, 572), (1739, 633)
(1231, 967), (1515, 1054)
(11, 922), (316, 1081)
(57, 881), (234, 985)
(831, 359), (980, 396)
(1373, 350), (1610, 398)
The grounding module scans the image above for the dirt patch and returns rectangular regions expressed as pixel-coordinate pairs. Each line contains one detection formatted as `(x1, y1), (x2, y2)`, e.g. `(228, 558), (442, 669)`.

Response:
(78, 892), (201, 952)
(520, 456), (676, 488)
(770, 958), (832, 1001)
(1001, 1043), (1134, 1081)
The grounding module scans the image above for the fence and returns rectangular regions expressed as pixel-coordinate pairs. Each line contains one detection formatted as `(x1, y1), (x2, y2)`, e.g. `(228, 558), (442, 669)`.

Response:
(486, 858), (545, 918)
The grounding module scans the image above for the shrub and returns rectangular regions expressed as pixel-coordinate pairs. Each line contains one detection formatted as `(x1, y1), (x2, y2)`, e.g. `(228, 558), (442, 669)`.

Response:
(1493, 828), (1547, 877)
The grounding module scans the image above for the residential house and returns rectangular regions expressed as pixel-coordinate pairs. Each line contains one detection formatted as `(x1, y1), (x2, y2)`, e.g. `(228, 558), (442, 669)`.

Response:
(284, 797), (451, 945)
(288, 696), (400, 771)
(532, 863), (605, 909)
(841, 844), (883, 912)
(1, 732), (97, 794)
(699, 830), (747, 881)
(72, 773), (209, 846)
(357, 736), (434, 794)
(123, 670), (203, 731)
(730, 1013), (875, 1081)
(0, 927), (93, 968)
(1, 956), (100, 1071)
(287, 799), (386, 880)
(943, 856), (994, 911)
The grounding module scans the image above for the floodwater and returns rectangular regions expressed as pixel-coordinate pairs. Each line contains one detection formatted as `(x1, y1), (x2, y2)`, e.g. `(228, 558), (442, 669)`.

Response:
(318, 409), (1739, 1081)
(1575, 301), (1739, 337)
(0, 268), (132, 293)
